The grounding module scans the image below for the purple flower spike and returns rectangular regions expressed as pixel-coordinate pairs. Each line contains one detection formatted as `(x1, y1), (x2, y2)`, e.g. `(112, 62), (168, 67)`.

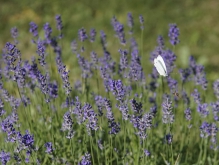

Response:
(55, 14), (63, 38)
(11, 27), (18, 44)
(144, 149), (150, 156)
(157, 35), (165, 48)
(78, 152), (91, 165)
(213, 79), (219, 99)
(0, 150), (10, 165)
(191, 89), (201, 104)
(165, 134), (173, 145)
(111, 16), (126, 45)
(168, 23), (180, 45)
(127, 12), (134, 33)
(89, 28), (96, 42)
(22, 130), (34, 147)
(197, 103), (209, 118)
(45, 142), (54, 154)
(162, 98), (174, 124)
(43, 23), (52, 43)
(78, 28), (88, 42)
(211, 101), (219, 121)
(184, 108), (192, 121)
(55, 15), (63, 31)
(139, 15), (144, 30)
(29, 22), (38, 38)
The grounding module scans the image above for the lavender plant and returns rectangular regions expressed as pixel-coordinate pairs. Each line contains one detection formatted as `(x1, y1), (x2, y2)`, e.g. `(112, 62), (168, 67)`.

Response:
(0, 13), (218, 165)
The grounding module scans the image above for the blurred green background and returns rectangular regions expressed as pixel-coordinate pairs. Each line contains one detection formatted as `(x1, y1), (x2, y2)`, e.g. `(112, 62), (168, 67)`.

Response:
(0, 0), (219, 81)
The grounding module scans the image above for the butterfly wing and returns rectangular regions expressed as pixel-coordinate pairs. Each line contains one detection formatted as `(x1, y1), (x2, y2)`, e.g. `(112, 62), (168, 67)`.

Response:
(154, 55), (168, 77)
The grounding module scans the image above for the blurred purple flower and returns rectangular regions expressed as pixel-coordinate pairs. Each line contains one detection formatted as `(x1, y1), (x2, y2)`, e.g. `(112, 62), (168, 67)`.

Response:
(213, 79), (219, 99)
(43, 23), (52, 44)
(144, 150), (150, 156)
(139, 15), (144, 30)
(0, 150), (10, 165)
(191, 89), (201, 104)
(200, 122), (218, 138)
(100, 30), (107, 50)
(55, 15), (63, 31)
(45, 142), (54, 154)
(11, 27), (18, 44)
(197, 103), (209, 118)
(189, 56), (208, 90)
(184, 108), (192, 121)
(157, 35), (165, 48)
(89, 28), (96, 42)
(130, 98), (142, 115)
(127, 12), (134, 34)
(29, 22), (38, 38)
(162, 98), (174, 124)
(165, 133), (173, 145)
(211, 101), (219, 121)
(78, 28), (88, 42)
(78, 152), (91, 165)
(168, 23), (180, 45)
(111, 18), (126, 45)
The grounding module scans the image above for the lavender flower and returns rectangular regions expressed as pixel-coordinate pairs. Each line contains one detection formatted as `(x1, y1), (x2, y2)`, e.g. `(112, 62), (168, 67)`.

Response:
(200, 122), (218, 138)
(89, 28), (96, 42)
(0, 98), (5, 116)
(0, 150), (10, 165)
(78, 152), (91, 165)
(211, 101), (219, 121)
(22, 130), (34, 147)
(56, 56), (72, 95)
(167, 76), (178, 92)
(191, 89), (201, 104)
(43, 23), (52, 44)
(168, 23), (180, 45)
(71, 40), (77, 54)
(109, 79), (125, 101)
(3, 42), (20, 71)
(78, 28), (88, 42)
(128, 49), (145, 83)
(162, 98), (174, 124)
(104, 98), (120, 134)
(29, 22), (38, 38)
(139, 15), (144, 30)
(157, 35), (165, 48)
(197, 103), (209, 118)
(184, 108), (192, 121)
(213, 79), (219, 99)
(189, 56), (208, 90)
(55, 14), (63, 31)
(179, 68), (191, 83)
(100, 30), (107, 50)
(44, 142), (54, 154)
(83, 103), (99, 133)
(90, 51), (98, 69)
(118, 49), (128, 76)
(130, 98), (142, 115)
(127, 12), (134, 34)
(11, 27), (18, 44)
(165, 134), (173, 145)
(36, 40), (46, 66)
(111, 18), (126, 45)
(61, 112), (73, 131)
(77, 54), (93, 78)
(117, 102), (129, 120)
(48, 81), (58, 99)
(144, 150), (150, 157)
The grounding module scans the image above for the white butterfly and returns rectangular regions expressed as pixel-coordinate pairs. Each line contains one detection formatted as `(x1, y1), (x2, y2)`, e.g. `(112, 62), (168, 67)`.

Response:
(154, 55), (168, 77)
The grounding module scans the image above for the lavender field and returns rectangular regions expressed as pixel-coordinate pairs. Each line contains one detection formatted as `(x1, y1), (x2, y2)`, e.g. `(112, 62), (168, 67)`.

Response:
(0, 12), (218, 165)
